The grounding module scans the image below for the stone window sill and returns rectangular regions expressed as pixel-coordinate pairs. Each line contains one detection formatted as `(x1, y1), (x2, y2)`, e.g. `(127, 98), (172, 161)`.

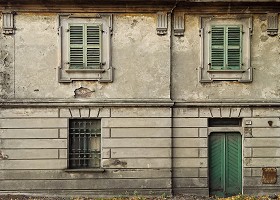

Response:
(65, 168), (105, 173)
(207, 70), (246, 73)
(65, 69), (105, 73)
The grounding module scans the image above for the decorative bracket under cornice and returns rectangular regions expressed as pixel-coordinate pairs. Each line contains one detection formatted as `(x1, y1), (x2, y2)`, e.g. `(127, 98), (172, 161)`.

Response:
(174, 12), (185, 36)
(267, 13), (278, 36)
(157, 12), (168, 35)
(2, 11), (15, 35)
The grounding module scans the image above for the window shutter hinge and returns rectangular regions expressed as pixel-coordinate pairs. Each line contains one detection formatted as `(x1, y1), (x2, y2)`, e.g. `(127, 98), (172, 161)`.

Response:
(57, 26), (62, 35)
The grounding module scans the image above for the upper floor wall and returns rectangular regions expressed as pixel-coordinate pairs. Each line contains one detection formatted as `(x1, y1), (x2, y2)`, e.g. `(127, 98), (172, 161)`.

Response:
(172, 14), (280, 102)
(0, 13), (171, 99)
(0, 2), (279, 101)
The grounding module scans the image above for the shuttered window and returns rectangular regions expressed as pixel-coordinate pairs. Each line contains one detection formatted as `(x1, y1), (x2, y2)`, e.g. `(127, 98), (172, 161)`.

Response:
(210, 25), (242, 70)
(69, 24), (102, 69)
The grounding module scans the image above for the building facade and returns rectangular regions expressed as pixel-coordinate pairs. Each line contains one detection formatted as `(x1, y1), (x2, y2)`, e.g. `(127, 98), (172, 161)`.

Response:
(0, 0), (280, 197)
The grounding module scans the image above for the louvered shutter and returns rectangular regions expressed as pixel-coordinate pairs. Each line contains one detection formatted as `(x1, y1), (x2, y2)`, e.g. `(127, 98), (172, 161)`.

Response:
(227, 26), (242, 70)
(69, 25), (84, 69)
(69, 24), (101, 69)
(210, 26), (225, 70)
(86, 25), (102, 68)
(210, 25), (242, 70)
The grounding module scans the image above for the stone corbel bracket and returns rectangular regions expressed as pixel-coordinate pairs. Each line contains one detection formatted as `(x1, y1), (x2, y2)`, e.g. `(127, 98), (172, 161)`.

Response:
(2, 11), (15, 35)
(174, 13), (185, 36)
(267, 13), (278, 36)
(157, 12), (168, 35)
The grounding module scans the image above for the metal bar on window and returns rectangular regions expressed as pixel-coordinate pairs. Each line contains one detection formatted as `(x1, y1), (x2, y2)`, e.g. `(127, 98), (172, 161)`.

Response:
(69, 119), (101, 169)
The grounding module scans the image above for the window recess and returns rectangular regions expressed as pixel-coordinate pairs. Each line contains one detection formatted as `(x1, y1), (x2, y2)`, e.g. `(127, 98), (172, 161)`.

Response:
(199, 16), (252, 82)
(68, 119), (101, 169)
(58, 14), (113, 83)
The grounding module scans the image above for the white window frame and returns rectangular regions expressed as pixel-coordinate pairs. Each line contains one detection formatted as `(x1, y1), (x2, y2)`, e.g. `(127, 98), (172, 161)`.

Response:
(58, 14), (113, 83)
(199, 15), (253, 82)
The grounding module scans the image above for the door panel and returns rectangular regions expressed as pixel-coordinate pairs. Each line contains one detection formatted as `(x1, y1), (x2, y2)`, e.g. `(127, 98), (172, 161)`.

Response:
(209, 132), (242, 197)
(225, 133), (242, 196)
(209, 134), (225, 197)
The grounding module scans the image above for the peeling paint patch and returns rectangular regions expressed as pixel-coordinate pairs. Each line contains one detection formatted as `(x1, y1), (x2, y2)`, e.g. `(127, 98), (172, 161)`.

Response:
(74, 87), (94, 98)
(0, 150), (8, 160)
(131, 19), (138, 28)
(0, 50), (10, 68)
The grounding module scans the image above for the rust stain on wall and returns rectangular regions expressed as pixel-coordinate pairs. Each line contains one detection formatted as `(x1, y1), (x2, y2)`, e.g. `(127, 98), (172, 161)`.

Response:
(262, 167), (277, 184)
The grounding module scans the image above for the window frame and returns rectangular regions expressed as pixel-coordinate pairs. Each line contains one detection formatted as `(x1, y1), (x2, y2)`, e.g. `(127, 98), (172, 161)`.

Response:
(58, 14), (113, 83)
(67, 118), (103, 170)
(199, 15), (253, 82)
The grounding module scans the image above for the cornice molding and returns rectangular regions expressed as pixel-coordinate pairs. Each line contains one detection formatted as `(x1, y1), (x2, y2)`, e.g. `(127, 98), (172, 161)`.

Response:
(1, 99), (280, 108)
(1, 1), (280, 13)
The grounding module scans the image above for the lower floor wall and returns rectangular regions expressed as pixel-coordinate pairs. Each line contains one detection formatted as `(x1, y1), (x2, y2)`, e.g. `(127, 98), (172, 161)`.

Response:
(0, 105), (279, 196)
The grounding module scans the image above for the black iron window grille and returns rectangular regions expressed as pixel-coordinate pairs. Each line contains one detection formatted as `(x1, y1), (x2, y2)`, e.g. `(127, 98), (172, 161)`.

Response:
(69, 119), (101, 169)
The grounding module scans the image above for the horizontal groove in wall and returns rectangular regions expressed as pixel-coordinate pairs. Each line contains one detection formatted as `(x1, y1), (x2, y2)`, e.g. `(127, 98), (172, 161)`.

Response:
(0, 179), (171, 190)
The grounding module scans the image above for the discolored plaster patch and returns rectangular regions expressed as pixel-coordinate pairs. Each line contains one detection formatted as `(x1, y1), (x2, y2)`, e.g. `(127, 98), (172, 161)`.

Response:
(261, 23), (267, 32)
(259, 15), (267, 21)
(260, 35), (269, 42)
(103, 159), (128, 168)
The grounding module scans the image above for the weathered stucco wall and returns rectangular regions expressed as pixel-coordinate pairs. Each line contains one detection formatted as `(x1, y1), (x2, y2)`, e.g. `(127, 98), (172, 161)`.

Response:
(4, 12), (279, 101)
(0, 17), (14, 99)
(10, 13), (170, 99)
(172, 14), (280, 101)
(0, 107), (172, 196)
(1, 7), (280, 197)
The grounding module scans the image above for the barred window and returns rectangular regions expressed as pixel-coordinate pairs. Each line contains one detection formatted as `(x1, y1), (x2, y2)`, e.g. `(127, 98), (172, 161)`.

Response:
(69, 119), (101, 169)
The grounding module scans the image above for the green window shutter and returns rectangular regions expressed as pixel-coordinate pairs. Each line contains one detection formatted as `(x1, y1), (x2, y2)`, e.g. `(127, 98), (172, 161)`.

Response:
(227, 26), (242, 70)
(210, 25), (242, 70)
(86, 25), (102, 69)
(69, 24), (102, 69)
(69, 25), (84, 69)
(210, 26), (225, 70)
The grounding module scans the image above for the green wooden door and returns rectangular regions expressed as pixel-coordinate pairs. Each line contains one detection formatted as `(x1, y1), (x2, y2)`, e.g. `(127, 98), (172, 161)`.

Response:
(209, 132), (242, 197)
